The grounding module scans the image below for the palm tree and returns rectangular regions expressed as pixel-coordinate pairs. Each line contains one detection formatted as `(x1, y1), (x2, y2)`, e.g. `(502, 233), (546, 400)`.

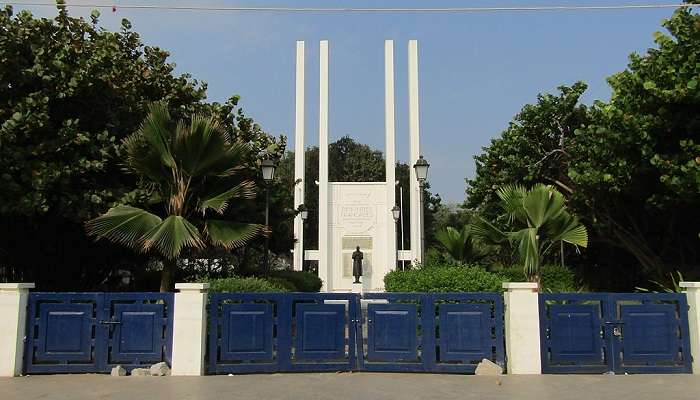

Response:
(86, 103), (265, 291)
(435, 226), (488, 264)
(472, 184), (588, 283)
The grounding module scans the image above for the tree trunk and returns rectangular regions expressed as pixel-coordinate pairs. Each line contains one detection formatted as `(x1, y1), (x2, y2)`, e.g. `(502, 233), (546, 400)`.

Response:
(160, 258), (177, 292)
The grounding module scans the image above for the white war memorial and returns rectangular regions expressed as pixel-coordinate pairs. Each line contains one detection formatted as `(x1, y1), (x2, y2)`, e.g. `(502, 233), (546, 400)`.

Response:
(290, 40), (427, 292)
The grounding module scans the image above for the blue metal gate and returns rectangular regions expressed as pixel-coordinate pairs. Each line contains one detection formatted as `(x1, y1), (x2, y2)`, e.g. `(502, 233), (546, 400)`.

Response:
(24, 293), (174, 374)
(208, 292), (503, 374)
(539, 293), (692, 374)
(208, 292), (359, 374)
(358, 293), (504, 373)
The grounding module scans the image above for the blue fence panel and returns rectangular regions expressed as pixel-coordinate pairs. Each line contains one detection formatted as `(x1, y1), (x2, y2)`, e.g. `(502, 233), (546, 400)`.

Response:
(359, 293), (504, 373)
(539, 293), (692, 374)
(208, 292), (358, 374)
(24, 293), (173, 374)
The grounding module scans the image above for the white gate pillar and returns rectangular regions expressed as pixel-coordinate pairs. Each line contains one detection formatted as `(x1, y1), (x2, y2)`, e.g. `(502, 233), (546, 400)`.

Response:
(503, 282), (541, 374)
(0, 283), (34, 377)
(681, 282), (700, 374)
(171, 283), (209, 376)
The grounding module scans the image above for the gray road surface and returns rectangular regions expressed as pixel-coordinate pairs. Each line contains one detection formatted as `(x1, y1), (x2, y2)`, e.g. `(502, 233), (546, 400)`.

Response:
(2, 373), (699, 400)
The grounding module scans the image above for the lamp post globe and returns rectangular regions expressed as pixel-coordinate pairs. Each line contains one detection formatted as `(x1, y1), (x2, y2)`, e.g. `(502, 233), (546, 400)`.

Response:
(413, 155), (430, 185)
(392, 205), (401, 270)
(261, 159), (277, 274)
(413, 155), (429, 263)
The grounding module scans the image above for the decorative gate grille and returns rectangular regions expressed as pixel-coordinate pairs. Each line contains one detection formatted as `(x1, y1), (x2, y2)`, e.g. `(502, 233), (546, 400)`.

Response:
(24, 293), (173, 374)
(208, 292), (359, 374)
(539, 293), (692, 374)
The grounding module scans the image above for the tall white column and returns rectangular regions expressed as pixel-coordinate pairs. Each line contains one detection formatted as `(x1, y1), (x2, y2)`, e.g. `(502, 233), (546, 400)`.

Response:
(0, 283), (34, 377)
(171, 283), (209, 376)
(384, 40), (397, 277)
(408, 40), (423, 264)
(293, 41), (306, 272)
(318, 40), (330, 291)
(680, 282), (700, 374)
(503, 282), (542, 374)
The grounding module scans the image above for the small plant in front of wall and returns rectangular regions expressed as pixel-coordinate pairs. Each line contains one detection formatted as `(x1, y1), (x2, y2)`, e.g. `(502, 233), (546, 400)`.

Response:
(635, 271), (685, 293)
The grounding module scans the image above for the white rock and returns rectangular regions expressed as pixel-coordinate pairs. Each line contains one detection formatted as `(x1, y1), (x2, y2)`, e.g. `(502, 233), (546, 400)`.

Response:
(474, 358), (503, 375)
(110, 366), (126, 377)
(150, 362), (171, 376)
(130, 368), (151, 376)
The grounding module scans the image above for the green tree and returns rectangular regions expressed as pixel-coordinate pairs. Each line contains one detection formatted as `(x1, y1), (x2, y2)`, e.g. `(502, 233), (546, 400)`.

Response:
(86, 104), (264, 291)
(472, 184), (588, 282)
(434, 226), (489, 264)
(466, 5), (700, 288)
(0, 6), (284, 289)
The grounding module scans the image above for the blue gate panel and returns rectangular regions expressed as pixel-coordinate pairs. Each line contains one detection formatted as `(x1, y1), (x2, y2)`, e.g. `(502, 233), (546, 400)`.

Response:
(540, 293), (692, 374)
(367, 304), (418, 362)
(294, 303), (346, 360)
(549, 305), (603, 363)
(620, 305), (677, 363)
(110, 304), (164, 363)
(438, 304), (491, 362)
(25, 293), (173, 374)
(221, 303), (274, 361)
(36, 304), (93, 362)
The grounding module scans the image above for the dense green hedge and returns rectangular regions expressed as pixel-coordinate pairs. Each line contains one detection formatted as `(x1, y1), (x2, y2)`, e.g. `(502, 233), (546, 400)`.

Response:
(385, 264), (578, 293)
(270, 270), (323, 292)
(384, 266), (503, 292)
(497, 265), (578, 292)
(201, 277), (289, 293)
(197, 270), (323, 293)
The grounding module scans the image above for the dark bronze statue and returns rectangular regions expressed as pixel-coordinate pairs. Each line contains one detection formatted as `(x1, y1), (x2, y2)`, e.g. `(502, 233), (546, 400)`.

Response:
(352, 246), (363, 284)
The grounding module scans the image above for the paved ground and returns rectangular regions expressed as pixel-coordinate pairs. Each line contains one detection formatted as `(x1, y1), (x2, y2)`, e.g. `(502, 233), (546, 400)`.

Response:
(1, 373), (699, 400)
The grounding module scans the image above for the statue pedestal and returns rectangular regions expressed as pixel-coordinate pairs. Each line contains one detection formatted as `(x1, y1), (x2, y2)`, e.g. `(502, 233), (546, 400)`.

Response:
(350, 284), (363, 294)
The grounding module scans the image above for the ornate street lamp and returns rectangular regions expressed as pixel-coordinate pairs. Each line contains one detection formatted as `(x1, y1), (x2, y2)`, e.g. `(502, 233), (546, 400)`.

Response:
(413, 155), (430, 262)
(261, 159), (276, 274)
(392, 205), (401, 270)
(298, 204), (308, 272)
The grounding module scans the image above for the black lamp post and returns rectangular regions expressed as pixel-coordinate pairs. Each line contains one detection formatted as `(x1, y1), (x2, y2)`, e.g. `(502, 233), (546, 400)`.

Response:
(298, 204), (308, 272)
(413, 155), (430, 262)
(392, 205), (401, 270)
(261, 159), (276, 274)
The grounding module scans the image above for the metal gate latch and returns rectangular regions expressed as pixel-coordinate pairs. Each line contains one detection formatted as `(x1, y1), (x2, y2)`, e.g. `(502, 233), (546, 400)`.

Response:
(613, 327), (622, 337)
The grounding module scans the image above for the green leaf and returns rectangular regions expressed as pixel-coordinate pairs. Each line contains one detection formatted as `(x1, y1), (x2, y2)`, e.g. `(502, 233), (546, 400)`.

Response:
(85, 206), (162, 251)
(643, 81), (657, 90)
(141, 215), (204, 259)
(688, 80), (698, 90)
(199, 180), (256, 214)
(205, 219), (264, 250)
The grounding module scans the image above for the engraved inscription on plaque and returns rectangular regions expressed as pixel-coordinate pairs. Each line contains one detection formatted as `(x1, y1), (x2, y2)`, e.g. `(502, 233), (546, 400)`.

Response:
(340, 205), (376, 234)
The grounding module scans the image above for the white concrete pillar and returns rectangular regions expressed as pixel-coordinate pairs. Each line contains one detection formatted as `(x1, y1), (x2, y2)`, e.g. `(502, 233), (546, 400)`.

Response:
(680, 282), (700, 374)
(171, 283), (209, 376)
(503, 282), (541, 374)
(318, 40), (330, 291)
(407, 39), (423, 264)
(0, 283), (34, 377)
(384, 39), (397, 278)
(292, 40), (306, 272)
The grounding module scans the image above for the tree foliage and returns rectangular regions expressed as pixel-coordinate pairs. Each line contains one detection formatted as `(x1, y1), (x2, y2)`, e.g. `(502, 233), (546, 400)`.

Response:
(466, 6), (699, 288)
(0, 6), (284, 289)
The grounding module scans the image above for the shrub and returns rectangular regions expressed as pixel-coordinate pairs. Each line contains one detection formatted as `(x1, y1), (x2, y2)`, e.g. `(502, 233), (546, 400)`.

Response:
(540, 264), (577, 292)
(497, 265), (578, 292)
(270, 270), (323, 292)
(265, 277), (298, 292)
(201, 277), (289, 293)
(384, 266), (503, 293)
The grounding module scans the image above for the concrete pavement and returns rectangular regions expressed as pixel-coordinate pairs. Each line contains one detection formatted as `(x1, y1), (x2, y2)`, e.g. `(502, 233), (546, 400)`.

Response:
(1, 373), (699, 400)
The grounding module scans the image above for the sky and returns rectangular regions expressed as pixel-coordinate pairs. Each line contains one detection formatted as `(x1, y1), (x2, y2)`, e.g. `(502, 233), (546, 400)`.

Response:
(18, 0), (680, 203)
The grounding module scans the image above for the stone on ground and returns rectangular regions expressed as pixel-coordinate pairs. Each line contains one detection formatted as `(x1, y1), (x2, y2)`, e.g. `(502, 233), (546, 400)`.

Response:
(474, 359), (503, 375)
(110, 366), (126, 377)
(130, 368), (151, 377)
(149, 362), (171, 376)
